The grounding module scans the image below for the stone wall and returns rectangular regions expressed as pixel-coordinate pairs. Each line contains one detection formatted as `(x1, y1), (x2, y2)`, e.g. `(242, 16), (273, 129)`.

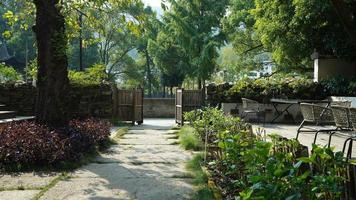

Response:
(143, 98), (175, 118)
(0, 84), (36, 115)
(0, 84), (113, 118)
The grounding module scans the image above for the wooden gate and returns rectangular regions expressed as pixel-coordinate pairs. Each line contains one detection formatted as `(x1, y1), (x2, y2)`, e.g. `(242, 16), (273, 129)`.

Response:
(113, 88), (143, 125)
(175, 88), (204, 125)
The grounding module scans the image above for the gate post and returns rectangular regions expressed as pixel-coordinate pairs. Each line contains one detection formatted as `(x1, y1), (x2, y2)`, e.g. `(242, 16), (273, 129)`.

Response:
(132, 90), (136, 125)
(111, 84), (118, 119)
(181, 88), (185, 126)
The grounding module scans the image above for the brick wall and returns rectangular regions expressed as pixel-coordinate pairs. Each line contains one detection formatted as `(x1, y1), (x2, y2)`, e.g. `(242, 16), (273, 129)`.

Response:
(143, 98), (175, 118)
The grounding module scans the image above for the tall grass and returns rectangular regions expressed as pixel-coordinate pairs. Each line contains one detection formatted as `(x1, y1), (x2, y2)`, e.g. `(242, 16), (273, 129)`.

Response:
(178, 126), (203, 151)
(186, 154), (214, 200)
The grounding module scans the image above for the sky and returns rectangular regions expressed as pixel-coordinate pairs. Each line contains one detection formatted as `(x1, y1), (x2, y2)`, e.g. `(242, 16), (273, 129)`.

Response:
(142, 0), (162, 8)
(142, 0), (164, 16)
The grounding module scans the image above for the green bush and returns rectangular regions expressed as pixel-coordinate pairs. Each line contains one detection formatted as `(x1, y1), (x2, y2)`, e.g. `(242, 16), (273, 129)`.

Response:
(0, 63), (22, 84)
(69, 63), (108, 85)
(227, 76), (327, 102)
(178, 126), (202, 151)
(209, 76), (356, 104)
(186, 108), (348, 200)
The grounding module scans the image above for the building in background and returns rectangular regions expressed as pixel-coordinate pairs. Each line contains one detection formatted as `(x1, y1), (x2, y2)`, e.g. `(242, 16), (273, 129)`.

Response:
(0, 42), (25, 72)
(247, 61), (274, 79)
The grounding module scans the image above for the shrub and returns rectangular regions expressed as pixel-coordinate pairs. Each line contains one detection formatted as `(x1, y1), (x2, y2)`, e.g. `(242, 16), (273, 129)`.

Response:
(69, 64), (108, 85)
(227, 77), (327, 102)
(187, 108), (348, 200)
(208, 76), (356, 104)
(0, 63), (22, 84)
(178, 126), (202, 151)
(0, 121), (67, 166)
(0, 118), (111, 170)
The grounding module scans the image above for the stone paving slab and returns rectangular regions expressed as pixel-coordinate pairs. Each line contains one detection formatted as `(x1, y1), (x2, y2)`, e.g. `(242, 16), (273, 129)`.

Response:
(94, 145), (191, 164)
(75, 162), (189, 179)
(0, 172), (58, 190)
(95, 152), (191, 164)
(40, 177), (192, 200)
(118, 138), (178, 145)
(40, 119), (194, 200)
(0, 190), (40, 200)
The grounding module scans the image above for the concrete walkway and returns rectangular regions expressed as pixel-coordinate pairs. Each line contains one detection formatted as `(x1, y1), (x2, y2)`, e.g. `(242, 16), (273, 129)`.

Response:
(252, 124), (356, 157)
(38, 119), (194, 200)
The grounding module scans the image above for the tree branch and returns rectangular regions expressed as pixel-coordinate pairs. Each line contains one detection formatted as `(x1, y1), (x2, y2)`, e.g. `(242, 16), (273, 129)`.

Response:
(331, 0), (356, 48)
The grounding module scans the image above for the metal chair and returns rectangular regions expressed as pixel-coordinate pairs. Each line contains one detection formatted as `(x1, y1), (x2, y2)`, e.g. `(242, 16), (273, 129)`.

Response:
(297, 103), (336, 142)
(241, 98), (265, 124)
(297, 101), (351, 141)
(328, 105), (354, 147)
(343, 107), (356, 161)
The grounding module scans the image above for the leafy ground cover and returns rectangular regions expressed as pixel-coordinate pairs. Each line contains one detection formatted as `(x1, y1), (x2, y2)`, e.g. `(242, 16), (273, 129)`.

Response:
(0, 118), (111, 171)
(185, 108), (351, 200)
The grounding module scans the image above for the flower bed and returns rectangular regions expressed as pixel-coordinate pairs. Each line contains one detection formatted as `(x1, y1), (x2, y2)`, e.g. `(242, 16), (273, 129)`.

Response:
(0, 118), (111, 170)
(185, 108), (353, 199)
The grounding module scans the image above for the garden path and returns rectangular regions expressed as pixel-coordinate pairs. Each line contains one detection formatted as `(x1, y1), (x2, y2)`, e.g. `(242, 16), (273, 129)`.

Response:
(38, 119), (194, 200)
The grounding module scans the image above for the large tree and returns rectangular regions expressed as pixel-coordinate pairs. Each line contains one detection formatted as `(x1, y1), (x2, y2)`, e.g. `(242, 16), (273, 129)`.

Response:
(32, 0), (69, 126)
(150, 0), (228, 89)
(224, 0), (356, 73)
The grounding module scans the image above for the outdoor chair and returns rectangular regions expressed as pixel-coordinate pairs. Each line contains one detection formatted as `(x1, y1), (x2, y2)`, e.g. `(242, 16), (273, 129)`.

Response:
(297, 103), (336, 142)
(342, 107), (356, 161)
(241, 98), (266, 124)
(327, 105), (354, 147)
(297, 101), (351, 141)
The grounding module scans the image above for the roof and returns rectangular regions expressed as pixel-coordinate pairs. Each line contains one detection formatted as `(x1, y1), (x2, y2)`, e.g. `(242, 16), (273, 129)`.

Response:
(0, 42), (11, 61)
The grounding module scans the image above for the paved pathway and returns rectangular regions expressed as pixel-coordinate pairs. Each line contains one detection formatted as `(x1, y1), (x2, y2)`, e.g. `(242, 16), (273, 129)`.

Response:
(0, 119), (194, 200)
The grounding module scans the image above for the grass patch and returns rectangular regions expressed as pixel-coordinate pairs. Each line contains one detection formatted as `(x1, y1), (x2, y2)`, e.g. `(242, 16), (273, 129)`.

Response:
(186, 154), (214, 200)
(178, 126), (203, 151)
(112, 127), (129, 141)
(31, 173), (71, 200)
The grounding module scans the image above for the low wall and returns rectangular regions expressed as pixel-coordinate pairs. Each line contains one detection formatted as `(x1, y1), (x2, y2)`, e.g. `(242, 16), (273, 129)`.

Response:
(143, 98), (175, 118)
(0, 84), (113, 118)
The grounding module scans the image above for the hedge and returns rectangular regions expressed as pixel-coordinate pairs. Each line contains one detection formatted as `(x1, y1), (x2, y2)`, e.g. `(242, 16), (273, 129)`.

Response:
(207, 76), (356, 104)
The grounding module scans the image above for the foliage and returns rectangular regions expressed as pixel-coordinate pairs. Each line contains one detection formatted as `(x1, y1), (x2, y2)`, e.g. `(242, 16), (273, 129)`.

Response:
(149, 0), (229, 88)
(186, 153), (215, 200)
(224, 0), (356, 70)
(186, 108), (348, 199)
(0, 118), (111, 171)
(209, 76), (356, 104)
(178, 126), (202, 151)
(0, 62), (22, 83)
(228, 76), (327, 102)
(69, 63), (108, 85)
(24, 59), (38, 80)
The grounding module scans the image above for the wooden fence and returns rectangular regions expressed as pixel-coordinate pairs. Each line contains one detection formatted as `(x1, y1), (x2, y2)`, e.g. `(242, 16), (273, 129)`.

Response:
(175, 88), (204, 125)
(113, 88), (143, 125)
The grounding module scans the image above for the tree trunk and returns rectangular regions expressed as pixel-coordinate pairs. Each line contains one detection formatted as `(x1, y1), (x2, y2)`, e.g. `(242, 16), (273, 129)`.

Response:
(198, 78), (202, 89)
(145, 50), (152, 98)
(33, 0), (69, 127)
